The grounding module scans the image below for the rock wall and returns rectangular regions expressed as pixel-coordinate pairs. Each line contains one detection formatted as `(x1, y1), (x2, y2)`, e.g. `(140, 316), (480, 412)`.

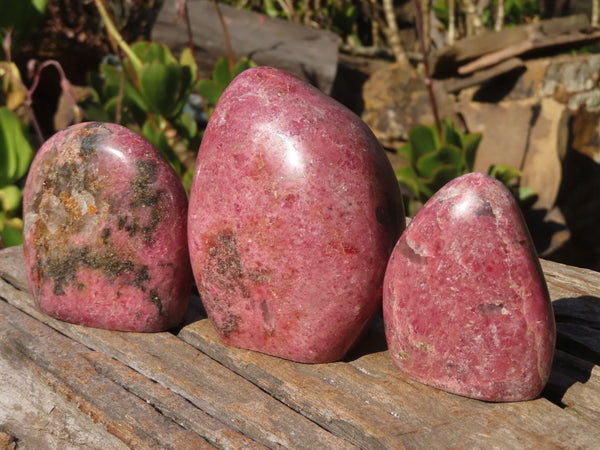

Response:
(361, 51), (600, 269)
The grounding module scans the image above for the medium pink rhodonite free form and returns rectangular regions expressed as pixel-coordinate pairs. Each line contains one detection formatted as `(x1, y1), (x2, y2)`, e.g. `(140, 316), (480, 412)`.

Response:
(383, 172), (556, 401)
(23, 122), (192, 332)
(188, 67), (405, 363)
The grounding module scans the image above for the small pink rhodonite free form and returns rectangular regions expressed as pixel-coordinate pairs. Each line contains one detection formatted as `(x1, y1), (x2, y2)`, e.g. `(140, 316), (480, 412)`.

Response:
(23, 122), (192, 332)
(383, 172), (556, 402)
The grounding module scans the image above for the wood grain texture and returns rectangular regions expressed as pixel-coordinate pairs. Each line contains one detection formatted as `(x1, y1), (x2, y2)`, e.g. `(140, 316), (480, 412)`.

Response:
(0, 298), (210, 449)
(179, 312), (600, 449)
(2, 244), (600, 448)
(0, 246), (351, 449)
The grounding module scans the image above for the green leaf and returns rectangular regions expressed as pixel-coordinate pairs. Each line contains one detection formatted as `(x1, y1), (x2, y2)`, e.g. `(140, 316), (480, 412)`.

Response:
(99, 63), (123, 95)
(1, 222), (23, 247)
(396, 142), (412, 161)
(489, 164), (521, 186)
(213, 57), (232, 91)
(100, 63), (150, 114)
(263, 0), (280, 17)
(169, 65), (194, 118)
(175, 112), (198, 139)
(0, 62), (27, 111)
(441, 119), (462, 148)
(141, 120), (182, 175)
(0, 117), (18, 186)
(32, 0), (48, 13)
(517, 186), (537, 203)
(433, 0), (449, 24)
(196, 79), (224, 106)
(0, 185), (22, 212)
(425, 164), (462, 195)
(133, 41), (175, 65)
(232, 58), (256, 78)
(416, 145), (463, 179)
(139, 61), (182, 115)
(395, 165), (421, 198)
(180, 47), (198, 82)
(462, 132), (482, 172)
(0, 107), (33, 187)
(81, 102), (112, 123)
(409, 125), (439, 164)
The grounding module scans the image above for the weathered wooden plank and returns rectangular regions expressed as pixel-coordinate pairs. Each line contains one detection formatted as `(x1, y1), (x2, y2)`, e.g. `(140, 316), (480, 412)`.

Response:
(0, 340), (128, 449)
(2, 245), (600, 447)
(348, 335), (600, 447)
(0, 247), (352, 449)
(541, 259), (600, 364)
(85, 352), (262, 449)
(152, 0), (340, 93)
(541, 258), (600, 298)
(457, 28), (600, 75)
(544, 349), (600, 424)
(0, 298), (211, 449)
(443, 57), (525, 93)
(431, 15), (594, 76)
(178, 311), (600, 449)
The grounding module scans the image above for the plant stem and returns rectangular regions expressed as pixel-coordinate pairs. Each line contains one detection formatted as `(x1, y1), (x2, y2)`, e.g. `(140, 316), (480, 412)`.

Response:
(495, 0), (505, 32)
(411, 0), (442, 142)
(2, 29), (12, 62)
(382, 0), (408, 64)
(448, 0), (455, 44)
(27, 60), (80, 141)
(213, 0), (235, 73)
(180, 0), (195, 57)
(93, 0), (142, 74)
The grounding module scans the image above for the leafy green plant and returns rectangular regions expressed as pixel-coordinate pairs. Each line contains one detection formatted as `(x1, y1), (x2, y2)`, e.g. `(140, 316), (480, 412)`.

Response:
(85, 40), (198, 175)
(87, 0), (256, 191)
(0, 107), (33, 247)
(88, 0), (208, 178)
(196, 56), (255, 117)
(488, 164), (538, 206)
(396, 119), (537, 216)
(403, 1), (537, 217)
(0, 34), (77, 248)
(0, 61), (27, 118)
(395, 119), (481, 214)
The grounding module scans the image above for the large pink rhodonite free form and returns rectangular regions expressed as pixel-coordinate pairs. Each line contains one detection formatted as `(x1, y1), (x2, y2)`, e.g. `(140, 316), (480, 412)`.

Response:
(383, 172), (556, 401)
(23, 122), (192, 332)
(188, 67), (405, 363)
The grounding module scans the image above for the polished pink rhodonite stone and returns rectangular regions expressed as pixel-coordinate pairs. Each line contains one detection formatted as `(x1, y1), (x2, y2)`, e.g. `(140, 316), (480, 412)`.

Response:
(23, 122), (192, 332)
(383, 172), (556, 401)
(188, 67), (405, 363)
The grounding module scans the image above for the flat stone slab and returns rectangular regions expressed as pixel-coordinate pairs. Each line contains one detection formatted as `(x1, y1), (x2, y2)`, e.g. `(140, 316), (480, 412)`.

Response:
(152, 0), (340, 94)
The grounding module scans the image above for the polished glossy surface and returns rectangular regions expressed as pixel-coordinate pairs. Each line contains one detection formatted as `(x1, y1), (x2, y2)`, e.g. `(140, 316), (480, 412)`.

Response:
(383, 173), (555, 401)
(23, 122), (192, 332)
(189, 67), (405, 363)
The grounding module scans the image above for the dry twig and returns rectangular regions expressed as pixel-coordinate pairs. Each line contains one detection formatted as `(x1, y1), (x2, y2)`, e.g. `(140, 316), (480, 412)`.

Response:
(381, 0), (408, 63)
